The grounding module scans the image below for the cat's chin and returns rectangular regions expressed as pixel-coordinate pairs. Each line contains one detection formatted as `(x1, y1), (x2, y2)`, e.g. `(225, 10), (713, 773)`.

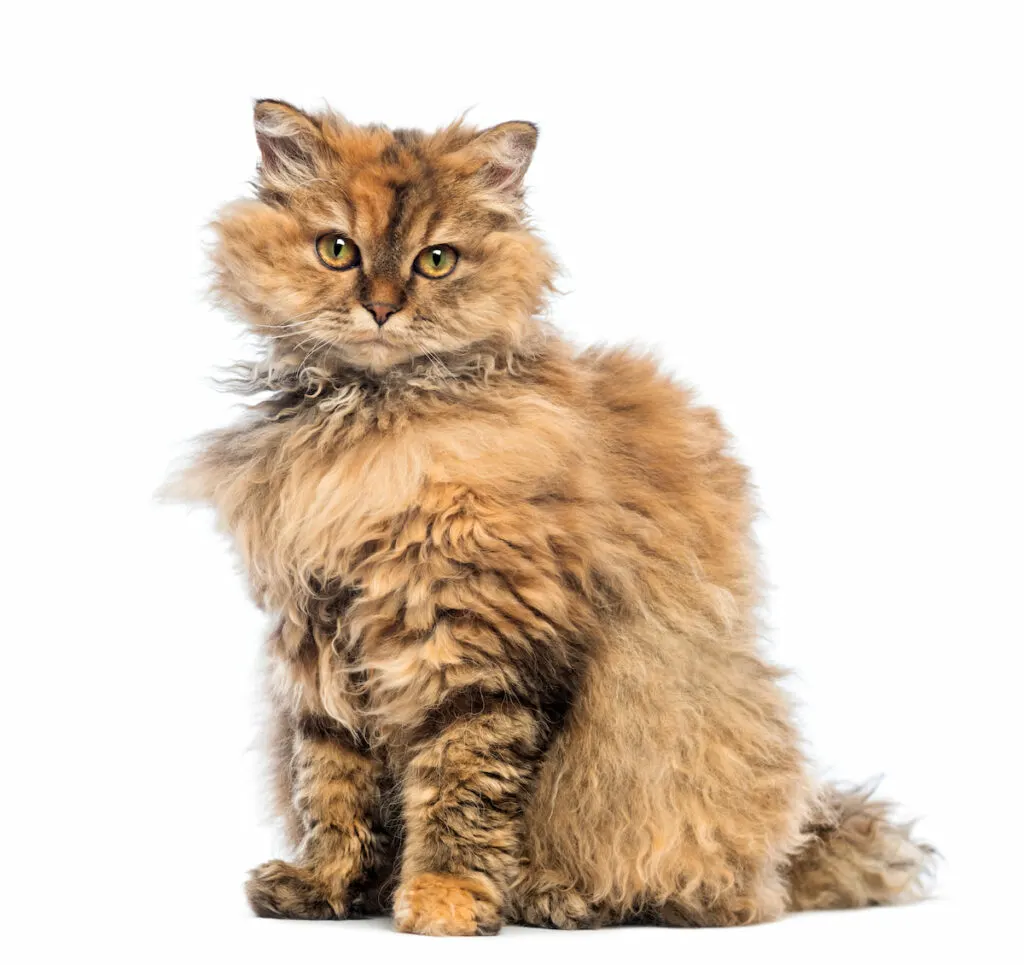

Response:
(337, 339), (417, 374)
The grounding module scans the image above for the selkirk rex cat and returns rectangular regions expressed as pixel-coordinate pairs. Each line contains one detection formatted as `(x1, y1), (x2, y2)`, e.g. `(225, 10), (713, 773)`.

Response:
(174, 100), (934, 935)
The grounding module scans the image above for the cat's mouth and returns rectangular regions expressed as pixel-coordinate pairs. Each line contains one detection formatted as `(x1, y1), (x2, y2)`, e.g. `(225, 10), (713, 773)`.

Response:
(330, 327), (420, 371)
(286, 313), (435, 372)
(346, 327), (403, 346)
(310, 310), (404, 345)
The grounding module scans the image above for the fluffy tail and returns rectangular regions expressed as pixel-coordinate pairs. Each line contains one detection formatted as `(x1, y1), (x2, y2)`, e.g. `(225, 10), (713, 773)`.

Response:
(786, 782), (937, 911)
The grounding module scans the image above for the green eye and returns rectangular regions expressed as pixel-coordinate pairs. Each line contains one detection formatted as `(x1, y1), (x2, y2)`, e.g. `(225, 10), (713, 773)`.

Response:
(315, 233), (361, 271)
(414, 244), (458, 279)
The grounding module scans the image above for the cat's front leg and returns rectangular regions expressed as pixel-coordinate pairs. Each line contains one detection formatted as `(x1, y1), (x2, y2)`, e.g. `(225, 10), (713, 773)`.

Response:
(246, 715), (389, 919)
(392, 700), (543, 936)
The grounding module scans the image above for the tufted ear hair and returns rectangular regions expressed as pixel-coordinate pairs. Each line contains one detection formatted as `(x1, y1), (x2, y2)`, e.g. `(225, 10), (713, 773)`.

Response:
(253, 99), (326, 191)
(461, 121), (538, 197)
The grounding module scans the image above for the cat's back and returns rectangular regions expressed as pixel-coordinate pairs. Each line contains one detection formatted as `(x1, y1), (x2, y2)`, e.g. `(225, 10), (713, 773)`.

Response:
(575, 345), (749, 504)
(565, 345), (755, 591)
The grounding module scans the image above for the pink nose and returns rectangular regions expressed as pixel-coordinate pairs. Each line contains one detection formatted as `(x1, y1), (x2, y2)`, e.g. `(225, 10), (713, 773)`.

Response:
(364, 302), (399, 326)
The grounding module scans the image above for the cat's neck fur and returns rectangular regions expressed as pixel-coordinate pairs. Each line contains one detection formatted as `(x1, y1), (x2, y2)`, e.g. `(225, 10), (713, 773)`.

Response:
(228, 326), (561, 433)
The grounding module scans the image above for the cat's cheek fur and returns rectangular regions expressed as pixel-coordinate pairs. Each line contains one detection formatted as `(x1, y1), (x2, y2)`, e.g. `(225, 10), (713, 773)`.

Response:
(211, 202), (316, 316)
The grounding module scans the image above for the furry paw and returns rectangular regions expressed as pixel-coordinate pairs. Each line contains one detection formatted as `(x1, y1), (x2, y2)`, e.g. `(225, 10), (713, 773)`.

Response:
(393, 873), (502, 936)
(245, 859), (346, 919)
(514, 883), (597, 929)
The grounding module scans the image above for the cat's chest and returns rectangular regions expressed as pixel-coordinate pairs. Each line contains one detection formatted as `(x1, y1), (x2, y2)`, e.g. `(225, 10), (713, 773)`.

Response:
(226, 400), (574, 592)
(256, 424), (434, 568)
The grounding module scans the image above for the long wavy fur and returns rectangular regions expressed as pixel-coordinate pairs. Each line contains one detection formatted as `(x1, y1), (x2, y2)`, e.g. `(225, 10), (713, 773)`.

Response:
(170, 100), (934, 934)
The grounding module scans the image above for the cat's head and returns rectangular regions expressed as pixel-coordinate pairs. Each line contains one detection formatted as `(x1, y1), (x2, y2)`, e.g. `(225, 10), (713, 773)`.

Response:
(211, 100), (556, 374)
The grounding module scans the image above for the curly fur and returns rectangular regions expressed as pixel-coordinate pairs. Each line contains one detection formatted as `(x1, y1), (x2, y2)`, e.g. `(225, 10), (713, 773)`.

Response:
(171, 100), (934, 934)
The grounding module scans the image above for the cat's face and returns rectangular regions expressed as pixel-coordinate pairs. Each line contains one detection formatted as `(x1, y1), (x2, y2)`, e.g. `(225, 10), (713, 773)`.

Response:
(212, 101), (555, 373)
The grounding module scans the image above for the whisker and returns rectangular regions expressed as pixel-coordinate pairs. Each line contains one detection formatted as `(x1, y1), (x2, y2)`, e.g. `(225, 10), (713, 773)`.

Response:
(411, 337), (456, 386)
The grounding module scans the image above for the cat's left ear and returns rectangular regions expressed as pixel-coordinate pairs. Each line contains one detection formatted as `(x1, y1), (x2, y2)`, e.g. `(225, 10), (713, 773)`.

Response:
(462, 121), (538, 196)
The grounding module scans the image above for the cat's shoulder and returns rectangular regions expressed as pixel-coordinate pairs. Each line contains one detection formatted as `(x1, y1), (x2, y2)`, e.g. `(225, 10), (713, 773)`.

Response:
(576, 346), (718, 419)
(563, 345), (736, 461)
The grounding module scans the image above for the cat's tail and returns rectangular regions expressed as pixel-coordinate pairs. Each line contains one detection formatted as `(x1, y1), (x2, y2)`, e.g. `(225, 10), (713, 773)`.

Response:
(785, 781), (937, 911)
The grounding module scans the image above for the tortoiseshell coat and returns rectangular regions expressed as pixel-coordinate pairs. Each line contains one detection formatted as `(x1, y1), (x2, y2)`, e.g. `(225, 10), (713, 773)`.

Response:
(175, 101), (932, 935)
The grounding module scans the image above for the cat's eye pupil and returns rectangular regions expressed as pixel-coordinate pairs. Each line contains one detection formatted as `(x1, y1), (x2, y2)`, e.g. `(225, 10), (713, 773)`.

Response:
(333, 239), (345, 256)
(432, 249), (442, 266)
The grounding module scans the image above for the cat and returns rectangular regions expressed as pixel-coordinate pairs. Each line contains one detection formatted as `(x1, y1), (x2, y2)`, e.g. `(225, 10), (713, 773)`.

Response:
(172, 100), (934, 935)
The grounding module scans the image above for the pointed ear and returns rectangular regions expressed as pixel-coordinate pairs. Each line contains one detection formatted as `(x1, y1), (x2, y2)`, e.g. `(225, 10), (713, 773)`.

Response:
(253, 99), (325, 191)
(463, 121), (538, 196)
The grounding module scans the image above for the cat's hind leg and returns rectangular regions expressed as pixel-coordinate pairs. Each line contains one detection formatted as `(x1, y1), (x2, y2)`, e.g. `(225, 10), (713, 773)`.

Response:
(655, 863), (789, 927)
(509, 869), (609, 929)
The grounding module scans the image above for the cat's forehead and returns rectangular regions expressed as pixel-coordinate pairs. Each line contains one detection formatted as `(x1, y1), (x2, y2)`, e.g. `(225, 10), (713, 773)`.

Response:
(311, 126), (485, 244)
(324, 123), (469, 186)
(343, 143), (433, 235)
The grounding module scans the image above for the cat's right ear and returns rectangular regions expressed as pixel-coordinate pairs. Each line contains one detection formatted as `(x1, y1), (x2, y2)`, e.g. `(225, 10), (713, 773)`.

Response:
(253, 100), (324, 191)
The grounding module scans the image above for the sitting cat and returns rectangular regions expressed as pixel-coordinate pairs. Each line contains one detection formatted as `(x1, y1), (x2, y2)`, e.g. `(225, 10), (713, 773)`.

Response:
(174, 100), (933, 935)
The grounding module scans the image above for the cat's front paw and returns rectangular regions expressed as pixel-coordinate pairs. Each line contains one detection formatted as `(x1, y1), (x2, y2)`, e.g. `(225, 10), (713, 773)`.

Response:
(393, 872), (502, 936)
(245, 859), (346, 920)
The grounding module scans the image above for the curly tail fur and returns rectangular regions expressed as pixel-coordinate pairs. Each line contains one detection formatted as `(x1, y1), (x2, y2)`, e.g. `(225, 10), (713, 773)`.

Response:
(786, 782), (936, 911)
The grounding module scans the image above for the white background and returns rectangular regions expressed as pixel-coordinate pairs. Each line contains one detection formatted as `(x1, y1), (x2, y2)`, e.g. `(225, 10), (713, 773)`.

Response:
(3, 2), (1021, 962)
